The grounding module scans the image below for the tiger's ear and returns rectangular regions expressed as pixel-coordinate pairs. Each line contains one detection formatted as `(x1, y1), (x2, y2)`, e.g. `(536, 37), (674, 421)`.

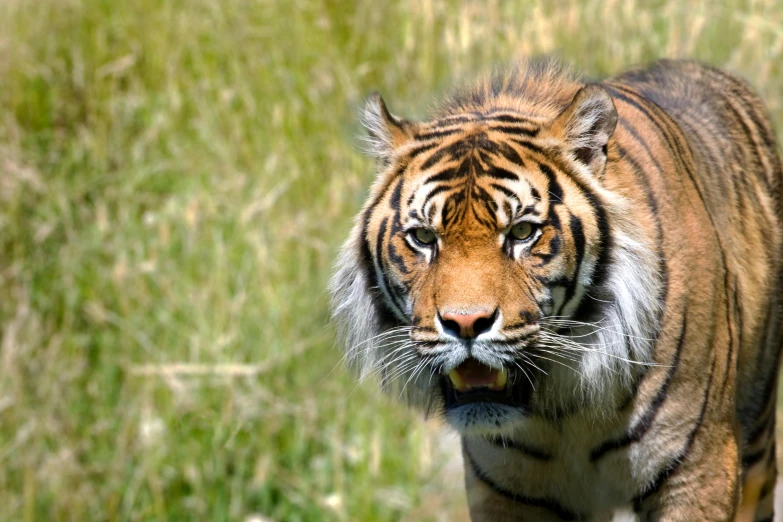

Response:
(362, 92), (414, 160)
(547, 84), (617, 175)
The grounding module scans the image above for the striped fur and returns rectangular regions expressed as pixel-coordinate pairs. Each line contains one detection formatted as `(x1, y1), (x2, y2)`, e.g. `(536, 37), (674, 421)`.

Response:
(330, 59), (783, 521)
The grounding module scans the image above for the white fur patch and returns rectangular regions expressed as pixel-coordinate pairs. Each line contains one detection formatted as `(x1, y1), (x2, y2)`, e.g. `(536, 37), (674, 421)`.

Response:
(537, 185), (663, 414)
(329, 230), (435, 409)
(359, 95), (397, 162)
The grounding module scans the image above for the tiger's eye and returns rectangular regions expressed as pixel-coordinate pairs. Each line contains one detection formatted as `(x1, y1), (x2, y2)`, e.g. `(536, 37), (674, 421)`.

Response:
(510, 222), (535, 241)
(413, 228), (437, 245)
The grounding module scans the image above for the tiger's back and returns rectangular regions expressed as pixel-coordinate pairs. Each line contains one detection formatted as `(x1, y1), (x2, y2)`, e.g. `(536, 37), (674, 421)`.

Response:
(609, 60), (783, 521)
(329, 59), (783, 521)
(612, 59), (783, 442)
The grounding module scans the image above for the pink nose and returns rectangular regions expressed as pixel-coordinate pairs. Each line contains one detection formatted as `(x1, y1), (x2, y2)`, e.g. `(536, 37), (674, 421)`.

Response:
(440, 310), (496, 338)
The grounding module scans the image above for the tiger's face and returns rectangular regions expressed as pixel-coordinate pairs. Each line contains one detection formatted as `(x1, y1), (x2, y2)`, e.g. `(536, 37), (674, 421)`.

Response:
(331, 83), (658, 436)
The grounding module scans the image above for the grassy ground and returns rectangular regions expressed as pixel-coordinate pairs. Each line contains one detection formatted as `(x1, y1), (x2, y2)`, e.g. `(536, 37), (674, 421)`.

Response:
(1, 0), (782, 520)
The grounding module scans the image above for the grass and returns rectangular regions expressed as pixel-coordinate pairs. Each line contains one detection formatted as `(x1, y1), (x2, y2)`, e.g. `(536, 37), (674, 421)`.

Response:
(1, 0), (782, 520)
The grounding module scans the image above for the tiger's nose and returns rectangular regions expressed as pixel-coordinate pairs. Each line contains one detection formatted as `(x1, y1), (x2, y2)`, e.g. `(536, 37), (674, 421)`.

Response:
(439, 309), (498, 339)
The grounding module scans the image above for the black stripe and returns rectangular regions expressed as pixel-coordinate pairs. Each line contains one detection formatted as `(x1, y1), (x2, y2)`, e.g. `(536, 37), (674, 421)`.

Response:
(614, 143), (662, 220)
(741, 447), (767, 469)
(590, 314), (688, 462)
(484, 110), (542, 121)
(404, 142), (440, 161)
(721, 274), (738, 394)
(502, 200), (513, 223)
(604, 85), (684, 172)
(759, 465), (778, 497)
(610, 140), (664, 237)
(386, 242), (409, 275)
(746, 406), (775, 446)
(611, 123), (669, 301)
(519, 310), (538, 324)
(434, 115), (477, 124)
(365, 161), (408, 215)
(414, 128), (461, 140)
(359, 223), (396, 323)
(518, 204), (540, 217)
(535, 275), (569, 286)
(574, 88), (668, 324)
(746, 271), (783, 443)
(539, 164), (563, 205)
(359, 178), (405, 327)
(426, 200), (438, 223)
(422, 167), (461, 185)
(559, 213), (585, 313)
(481, 166), (519, 181)
(387, 173), (410, 275)
(531, 234), (561, 265)
(507, 137), (546, 156)
(720, 73), (780, 152)
(473, 184), (500, 218)
(614, 120), (667, 190)
(376, 217), (406, 317)
(412, 325), (437, 334)
(463, 442), (582, 521)
(423, 157), (472, 186)
(419, 146), (454, 171)
(488, 183), (519, 202)
(494, 140), (527, 168)
(419, 184), (454, 208)
(504, 320), (535, 331)
(469, 203), (495, 229)
(721, 94), (774, 192)
(633, 348), (717, 508)
(484, 112), (540, 124)
(388, 176), (403, 211)
(488, 125), (540, 137)
(441, 191), (466, 228)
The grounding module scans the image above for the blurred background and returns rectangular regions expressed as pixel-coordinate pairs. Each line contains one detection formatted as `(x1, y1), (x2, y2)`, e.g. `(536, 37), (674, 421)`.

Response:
(1, 0), (782, 520)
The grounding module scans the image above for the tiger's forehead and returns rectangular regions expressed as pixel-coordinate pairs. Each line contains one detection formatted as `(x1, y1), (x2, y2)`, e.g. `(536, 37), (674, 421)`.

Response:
(399, 130), (544, 232)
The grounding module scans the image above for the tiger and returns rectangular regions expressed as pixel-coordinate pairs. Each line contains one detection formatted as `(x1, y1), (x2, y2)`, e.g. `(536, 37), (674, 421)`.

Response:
(329, 58), (783, 521)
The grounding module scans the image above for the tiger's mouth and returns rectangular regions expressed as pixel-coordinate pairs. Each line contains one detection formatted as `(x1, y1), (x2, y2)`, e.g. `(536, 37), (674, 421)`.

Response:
(441, 358), (533, 409)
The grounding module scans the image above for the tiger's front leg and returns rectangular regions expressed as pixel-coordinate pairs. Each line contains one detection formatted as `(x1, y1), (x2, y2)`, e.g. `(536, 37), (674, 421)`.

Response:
(636, 424), (741, 522)
(463, 433), (743, 522)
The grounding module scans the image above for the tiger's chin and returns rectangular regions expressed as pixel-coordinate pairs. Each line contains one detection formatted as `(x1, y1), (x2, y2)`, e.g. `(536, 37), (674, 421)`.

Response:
(439, 358), (535, 436)
(444, 402), (530, 436)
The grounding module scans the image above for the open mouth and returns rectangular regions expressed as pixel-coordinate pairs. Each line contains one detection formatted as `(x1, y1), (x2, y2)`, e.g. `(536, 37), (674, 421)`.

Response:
(441, 358), (533, 409)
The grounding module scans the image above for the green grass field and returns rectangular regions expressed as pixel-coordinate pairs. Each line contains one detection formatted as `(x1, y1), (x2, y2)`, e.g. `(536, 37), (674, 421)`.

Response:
(1, 0), (782, 520)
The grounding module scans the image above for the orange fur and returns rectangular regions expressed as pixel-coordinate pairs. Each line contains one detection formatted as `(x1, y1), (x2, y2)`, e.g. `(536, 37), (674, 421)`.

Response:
(330, 59), (783, 521)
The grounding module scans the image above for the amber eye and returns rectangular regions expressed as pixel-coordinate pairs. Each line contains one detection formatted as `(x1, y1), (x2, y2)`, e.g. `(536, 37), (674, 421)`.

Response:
(509, 222), (535, 241)
(410, 228), (437, 246)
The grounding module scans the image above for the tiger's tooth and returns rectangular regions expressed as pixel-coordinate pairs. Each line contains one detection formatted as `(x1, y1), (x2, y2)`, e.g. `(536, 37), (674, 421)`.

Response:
(495, 368), (508, 390)
(448, 370), (467, 392)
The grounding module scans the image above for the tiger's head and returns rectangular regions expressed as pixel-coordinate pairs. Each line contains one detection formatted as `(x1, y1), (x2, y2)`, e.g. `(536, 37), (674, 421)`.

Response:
(330, 62), (662, 436)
